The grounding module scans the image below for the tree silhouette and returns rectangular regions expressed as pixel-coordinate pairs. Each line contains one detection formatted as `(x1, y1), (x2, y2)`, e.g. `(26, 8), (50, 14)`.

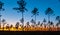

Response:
(31, 19), (35, 26)
(0, 1), (5, 29)
(56, 16), (60, 23)
(15, 22), (19, 29)
(10, 24), (13, 28)
(13, 0), (27, 31)
(37, 21), (40, 25)
(26, 22), (29, 26)
(6, 24), (9, 30)
(43, 18), (46, 28)
(2, 19), (6, 30)
(45, 7), (54, 24)
(43, 18), (46, 24)
(56, 16), (60, 30)
(31, 7), (39, 25)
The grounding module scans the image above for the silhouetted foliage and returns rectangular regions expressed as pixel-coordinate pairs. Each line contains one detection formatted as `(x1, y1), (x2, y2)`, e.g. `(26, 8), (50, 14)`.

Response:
(20, 18), (24, 24)
(31, 7), (39, 25)
(31, 19), (36, 25)
(50, 21), (54, 25)
(6, 24), (9, 29)
(56, 23), (60, 26)
(56, 16), (60, 23)
(43, 18), (46, 24)
(26, 22), (29, 25)
(2, 19), (6, 29)
(37, 21), (40, 25)
(15, 22), (19, 29)
(45, 7), (54, 23)
(0, 1), (5, 29)
(0, 1), (5, 11)
(10, 24), (13, 28)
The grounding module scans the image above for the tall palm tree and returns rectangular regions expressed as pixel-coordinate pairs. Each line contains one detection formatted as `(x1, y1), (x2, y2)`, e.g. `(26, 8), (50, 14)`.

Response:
(13, 0), (27, 31)
(45, 8), (54, 24)
(31, 7), (39, 25)
(0, 1), (5, 29)
(2, 19), (6, 30)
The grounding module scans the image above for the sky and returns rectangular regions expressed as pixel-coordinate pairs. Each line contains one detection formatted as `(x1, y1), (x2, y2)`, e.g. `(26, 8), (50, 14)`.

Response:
(0, 0), (60, 26)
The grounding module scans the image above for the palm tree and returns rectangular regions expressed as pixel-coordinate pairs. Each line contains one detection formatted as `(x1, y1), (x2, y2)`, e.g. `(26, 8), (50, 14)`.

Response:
(13, 0), (27, 31)
(31, 7), (39, 25)
(0, 1), (5, 29)
(15, 22), (19, 29)
(45, 8), (54, 24)
(2, 19), (6, 30)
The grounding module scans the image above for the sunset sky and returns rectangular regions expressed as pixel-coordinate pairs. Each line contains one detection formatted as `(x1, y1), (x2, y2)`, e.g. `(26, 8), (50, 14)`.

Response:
(0, 0), (60, 26)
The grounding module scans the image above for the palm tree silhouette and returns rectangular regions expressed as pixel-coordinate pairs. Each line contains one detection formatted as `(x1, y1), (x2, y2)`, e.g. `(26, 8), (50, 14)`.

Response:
(45, 7), (54, 24)
(0, 1), (5, 29)
(13, 0), (27, 31)
(31, 7), (39, 25)
(2, 19), (6, 30)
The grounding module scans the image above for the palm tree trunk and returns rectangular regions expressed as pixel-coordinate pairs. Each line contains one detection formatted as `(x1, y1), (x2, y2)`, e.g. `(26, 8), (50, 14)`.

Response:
(34, 15), (36, 25)
(35, 15), (36, 26)
(48, 15), (50, 31)
(22, 12), (24, 31)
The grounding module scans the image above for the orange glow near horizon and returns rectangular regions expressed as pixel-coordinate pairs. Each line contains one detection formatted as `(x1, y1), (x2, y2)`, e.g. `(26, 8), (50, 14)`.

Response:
(0, 25), (60, 31)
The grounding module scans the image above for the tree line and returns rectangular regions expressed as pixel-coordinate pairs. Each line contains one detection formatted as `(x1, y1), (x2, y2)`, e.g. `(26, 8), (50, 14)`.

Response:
(0, 0), (60, 31)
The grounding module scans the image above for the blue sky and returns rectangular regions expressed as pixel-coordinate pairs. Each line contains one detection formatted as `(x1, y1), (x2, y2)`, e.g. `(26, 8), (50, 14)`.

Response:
(0, 0), (60, 26)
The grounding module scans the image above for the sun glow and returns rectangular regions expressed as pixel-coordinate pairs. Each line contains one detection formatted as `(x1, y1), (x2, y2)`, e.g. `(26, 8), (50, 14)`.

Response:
(0, 25), (60, 31)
